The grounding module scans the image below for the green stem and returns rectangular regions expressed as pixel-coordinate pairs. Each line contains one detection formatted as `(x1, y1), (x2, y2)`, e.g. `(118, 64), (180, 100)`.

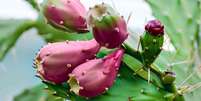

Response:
(122, 43), (142, 61)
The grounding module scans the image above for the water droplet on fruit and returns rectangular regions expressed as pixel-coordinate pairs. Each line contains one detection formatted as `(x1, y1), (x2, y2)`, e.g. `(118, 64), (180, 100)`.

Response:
(67, 64), (72, 68)
(66, 40), (69, 44)
(105, 87), (108, 91)
(114, 28), (120, 32)
(59, 21), (64, 25)
(51, 5), (55, 8)
(105, 43), (109, 47)
(80, 86), (84, 90)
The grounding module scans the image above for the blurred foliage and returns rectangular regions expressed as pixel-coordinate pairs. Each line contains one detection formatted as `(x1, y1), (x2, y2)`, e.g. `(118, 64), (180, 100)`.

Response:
(14, 84), (65, 101)
(0, 9), (93, 61)
(0, 19), (34, 60)
(146, 0), (201, 56)
(146, 0), (201, 100)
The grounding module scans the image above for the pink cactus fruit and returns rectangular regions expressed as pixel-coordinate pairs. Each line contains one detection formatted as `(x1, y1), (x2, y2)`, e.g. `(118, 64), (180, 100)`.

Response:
(34, 39), (100, 84)
(43, 0), (88, 32)
(145, 20), (164, 36)
(68, 48), (124, 97)
(87, 3), (129, 48)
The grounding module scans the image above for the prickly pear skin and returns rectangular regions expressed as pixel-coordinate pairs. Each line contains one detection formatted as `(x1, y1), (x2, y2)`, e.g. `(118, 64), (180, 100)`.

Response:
(145, 20), (164, 36)
(87, 3), (128, 48)
(68, 49), (124, 97)
(35, 39), (101, 84)
(93, 16), (128, 48)
(43, 0), (88, 32)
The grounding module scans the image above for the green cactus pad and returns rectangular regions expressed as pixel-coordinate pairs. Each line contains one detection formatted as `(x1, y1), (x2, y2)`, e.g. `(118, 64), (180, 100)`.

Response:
(140, 32), (164, 65)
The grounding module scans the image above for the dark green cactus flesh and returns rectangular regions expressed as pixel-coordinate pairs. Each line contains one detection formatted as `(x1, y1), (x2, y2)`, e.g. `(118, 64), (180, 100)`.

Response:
(140, 31), (164, 66)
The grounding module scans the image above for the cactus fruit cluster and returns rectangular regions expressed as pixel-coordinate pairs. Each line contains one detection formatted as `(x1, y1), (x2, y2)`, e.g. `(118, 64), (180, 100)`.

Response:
(28, 0), (201, 101)
(35, 1), (129, 97)
(35, 39), (125, 97)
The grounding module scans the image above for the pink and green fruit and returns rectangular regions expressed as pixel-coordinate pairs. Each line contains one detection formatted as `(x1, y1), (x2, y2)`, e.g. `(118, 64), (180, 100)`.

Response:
(87, 3), (128, 49)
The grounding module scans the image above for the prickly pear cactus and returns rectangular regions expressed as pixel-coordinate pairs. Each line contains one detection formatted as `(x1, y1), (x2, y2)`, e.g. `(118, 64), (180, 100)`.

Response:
(1, 0), (198, 101)
(31, 0), (187, 100)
